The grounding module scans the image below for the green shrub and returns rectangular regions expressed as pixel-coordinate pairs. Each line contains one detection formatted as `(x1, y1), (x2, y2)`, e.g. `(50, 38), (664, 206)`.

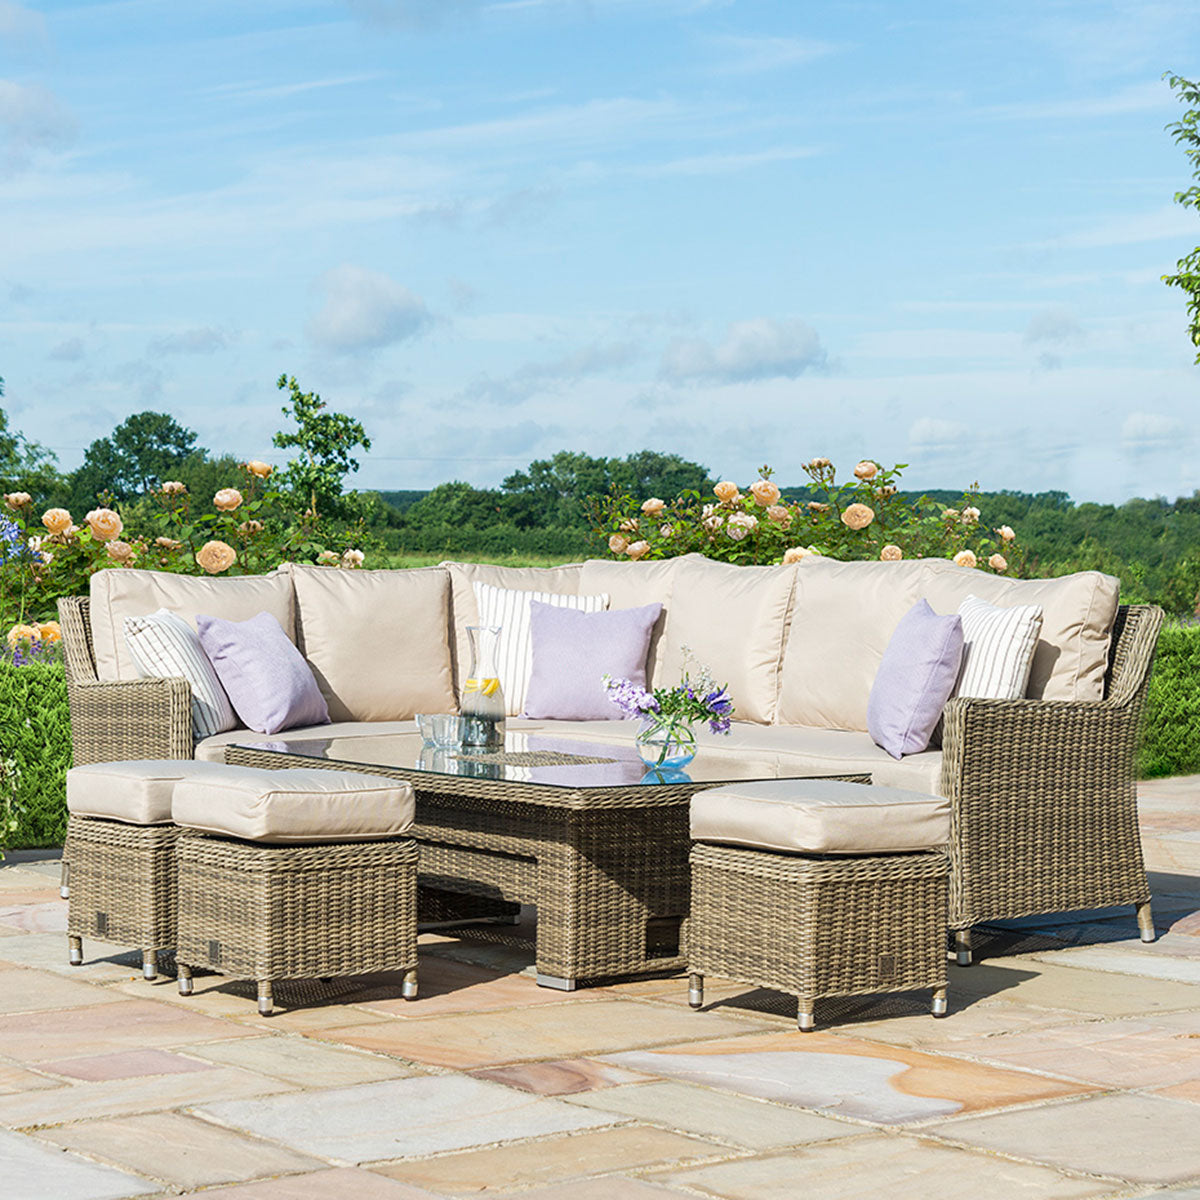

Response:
(0, 654), (72, 849)
(1140, 623), (1200, 779)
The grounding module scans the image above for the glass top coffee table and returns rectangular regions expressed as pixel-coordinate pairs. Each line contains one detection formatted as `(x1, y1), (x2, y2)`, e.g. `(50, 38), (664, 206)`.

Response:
(227, 728), (865, 990)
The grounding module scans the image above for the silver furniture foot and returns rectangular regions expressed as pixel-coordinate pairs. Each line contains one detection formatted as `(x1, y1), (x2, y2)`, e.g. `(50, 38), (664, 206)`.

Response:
(536, 973), (577, 991)
(60, 861), (70, 900)
(177, 964), (193, 996)
(257, 980), (273, 1017)
(402, 967), (419, 1001)
(68, 935), (83, 966)
(688, 972), (704, 1010)
(1136, 900), (1156, 943)
(932, 987), (948, 1017)
(142, 950), (158, 981)
(954, 929), (973, 967)
(797, 1002), (815, 1033)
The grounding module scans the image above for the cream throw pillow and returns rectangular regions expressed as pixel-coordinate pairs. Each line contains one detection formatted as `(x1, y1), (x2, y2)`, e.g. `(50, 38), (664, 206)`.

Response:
(955, 594), (1044, 700)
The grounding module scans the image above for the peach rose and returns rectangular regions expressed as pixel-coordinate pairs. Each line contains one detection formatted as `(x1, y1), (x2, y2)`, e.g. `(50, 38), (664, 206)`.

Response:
(608, 534), (629, 555)
(85, 508), (123, 541)
(38, 620), (61, 643)
(808, 457), (831, 470)
(943, 508), (959, 521)
(841, 503), (875, 531)
(766, 504), (792, 527)
(213, 488), (243, 512)
(618, 517), (639, 533)
(341, 549), (365, 568)
(998, 525), (1016, 542)
(161, 480), (187, 495)
(245, 460), (273, 478)
(853, 460), (878, 481)
(4, 491), (31, 510)
(713, 480), (740, 503)
(726, 513), (758, 541)
(41, 508), (72, 535)
(196, 540), (236, 574)
(989, 553), (1008, 573)
(105, 540), (134, 564)
(782, 546), (815, 564)
(953, 549), (977, 569)
(962, 506), (981, 525)
(625, 540), (650, 561)
(316, 549), (341, 565)
(750, 479), (781, 506)
(238, 520), (263, 535)
(659, 524), (674, 538)
(155, 536), (182, 550)
(880, 544), (903, 561)
(807, 501), (830, 513)
(6, 623), (39, 647)
(641, 497), (666, 516)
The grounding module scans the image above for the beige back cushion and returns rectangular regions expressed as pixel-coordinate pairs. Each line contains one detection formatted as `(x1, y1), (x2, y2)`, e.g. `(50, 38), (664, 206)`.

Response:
(290, 564), (456, 721)
(921, 561), (1119, 702)
(443, 561), (583, 694)
(578, 556), (692, 689)
(777, 558), (936, 731)
(657, 556), (798, 725)
(90, 568), (295, 682)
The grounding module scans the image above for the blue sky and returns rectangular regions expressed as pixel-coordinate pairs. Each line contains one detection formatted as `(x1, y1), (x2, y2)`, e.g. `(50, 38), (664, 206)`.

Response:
(2, 0), (1199, 503)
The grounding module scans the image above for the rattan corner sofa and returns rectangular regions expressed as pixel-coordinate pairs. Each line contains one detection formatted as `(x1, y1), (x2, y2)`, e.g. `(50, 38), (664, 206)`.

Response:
(58, 553), (1163, 963)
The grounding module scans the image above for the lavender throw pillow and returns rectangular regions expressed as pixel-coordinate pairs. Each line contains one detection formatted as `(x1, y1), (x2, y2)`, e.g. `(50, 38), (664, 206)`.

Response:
(196, 611), (330, 736)
(868, 599), (964, 760)
(524, 601), (663, 721)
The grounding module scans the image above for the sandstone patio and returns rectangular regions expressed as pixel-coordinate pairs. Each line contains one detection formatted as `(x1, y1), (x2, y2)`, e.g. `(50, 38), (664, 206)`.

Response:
(0, 774), (1197, 1200)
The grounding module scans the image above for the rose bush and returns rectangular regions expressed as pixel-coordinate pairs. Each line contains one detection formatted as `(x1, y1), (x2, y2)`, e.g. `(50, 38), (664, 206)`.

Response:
(589, 457), (1025, 571)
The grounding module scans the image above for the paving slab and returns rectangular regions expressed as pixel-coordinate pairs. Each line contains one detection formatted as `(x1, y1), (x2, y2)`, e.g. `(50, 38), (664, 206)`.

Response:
(184, 1035), (417, 1088)
(603, 1030), (1094, 1125)
(563, 1079), (861, 1149)
(0, 1126), (155, 1200)
(0, 900), (66, 933)
(0, 931), (166, 983)
(34, 1047), (219, 1083)
(376, 1124), (732, 1194)
(655, 1133), (1116, 1199)
(40, 1110), (326, 1189)
(147, 1166), (441, 1198)
(1023, 944), (1200, 986)
(471, 1057), (655, 1096)
(929, 1092), (1200, 1185)
(504, 1181), (689, 1199)
(0, 1060), (65, 1095)
(0, 964), (127, 1015)
(197, 1074), (619, 1163)
(324, 998), (770, 1069)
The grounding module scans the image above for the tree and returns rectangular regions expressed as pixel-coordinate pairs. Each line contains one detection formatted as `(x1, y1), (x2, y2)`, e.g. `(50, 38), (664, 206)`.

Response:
(71, 411), (199, 503)
(1164, 74), (1200, 363)
(273, 375), (372, 520)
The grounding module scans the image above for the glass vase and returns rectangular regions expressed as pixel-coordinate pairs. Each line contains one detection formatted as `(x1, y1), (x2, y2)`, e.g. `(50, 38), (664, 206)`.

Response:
(461, 624), (506, 749)
(635, 713), (697, 770)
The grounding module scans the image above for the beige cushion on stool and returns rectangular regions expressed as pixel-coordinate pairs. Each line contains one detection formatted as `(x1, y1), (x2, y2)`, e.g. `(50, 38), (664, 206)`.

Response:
(66, 760), (241, 825)
(690, 779), (950, 856)
(171, 763), (415, 844)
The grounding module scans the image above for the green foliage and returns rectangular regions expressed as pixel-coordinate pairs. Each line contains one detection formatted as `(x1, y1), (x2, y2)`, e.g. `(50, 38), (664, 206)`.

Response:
(70, 411), (199, 504)
(0, 406), (60, 501)
(274, 375), (371, 520)
(1140, 623), (1200, 779)
(0, 653), (71, 851)
(1163, 73), (1200, 362)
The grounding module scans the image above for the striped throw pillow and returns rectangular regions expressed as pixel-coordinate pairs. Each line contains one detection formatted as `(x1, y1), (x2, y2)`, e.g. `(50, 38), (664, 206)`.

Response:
(472, 583), (608, 716)
(123, 609), (237, 740)
(955, 594), (1043, 701)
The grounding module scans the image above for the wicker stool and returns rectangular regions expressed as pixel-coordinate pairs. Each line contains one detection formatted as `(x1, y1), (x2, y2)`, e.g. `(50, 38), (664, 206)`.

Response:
(688, 779), (951, 1032)
(62, 761), (235, 980)
(170, 764), (419, 1016)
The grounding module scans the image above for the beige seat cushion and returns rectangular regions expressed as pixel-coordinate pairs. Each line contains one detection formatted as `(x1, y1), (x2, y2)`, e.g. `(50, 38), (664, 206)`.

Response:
(89, 568), (295, 682)
(690, 778), (950, 855)
(66, 760), (244, 825)
(922, 561), (1119, 703)
(171, 763), (415, 843)
(289, 564), (456, 722)
(656, 556), (798, 724)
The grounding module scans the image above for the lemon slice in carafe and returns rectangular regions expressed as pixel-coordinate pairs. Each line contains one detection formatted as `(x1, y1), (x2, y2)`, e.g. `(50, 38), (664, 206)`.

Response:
(464, 677), (501, 696)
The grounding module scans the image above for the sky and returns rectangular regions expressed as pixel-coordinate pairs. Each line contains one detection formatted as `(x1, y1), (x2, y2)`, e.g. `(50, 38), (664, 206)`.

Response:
(2, 0), (1200, 505)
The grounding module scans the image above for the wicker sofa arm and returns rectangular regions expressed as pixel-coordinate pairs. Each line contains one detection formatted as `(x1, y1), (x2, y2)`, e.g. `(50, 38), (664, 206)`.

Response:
(65, 675), (194, 765)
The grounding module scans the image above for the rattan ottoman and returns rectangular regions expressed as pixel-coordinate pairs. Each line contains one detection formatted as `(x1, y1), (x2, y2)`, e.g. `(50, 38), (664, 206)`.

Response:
(687, 779), (951, 1031)
(62, 761), (236, 979)
(170, 764), (420, 1016)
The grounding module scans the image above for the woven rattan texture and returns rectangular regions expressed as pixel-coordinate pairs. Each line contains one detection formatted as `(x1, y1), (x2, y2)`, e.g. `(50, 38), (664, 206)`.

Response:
(689, 842), (949, 1003)
(448, 750), (617, 766)
(175, 833), (419, 982)
(64, 815), (179, 950)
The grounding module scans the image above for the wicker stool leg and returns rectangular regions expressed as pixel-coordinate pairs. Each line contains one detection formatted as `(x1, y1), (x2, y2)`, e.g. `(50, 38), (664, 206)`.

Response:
(931, 986), (948, 1017)
(177, 963), (193, 996)
(68, 935), (83, 966)
(402, 967), (419, 1001)
(257, 980), (274, 1017)
(688, 973), (704, 1010)
(797, 1000), (815, 1033)
(142, 950), (158, 981)
(1136, 900), (1155, 943)
(954, 929), (973, 966)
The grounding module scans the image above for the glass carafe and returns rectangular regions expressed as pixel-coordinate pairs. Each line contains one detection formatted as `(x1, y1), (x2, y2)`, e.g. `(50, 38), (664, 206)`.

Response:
(461, 625), (506, 748)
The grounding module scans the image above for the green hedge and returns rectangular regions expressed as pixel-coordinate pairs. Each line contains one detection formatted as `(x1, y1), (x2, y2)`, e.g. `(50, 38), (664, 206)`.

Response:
(2, 622), (1197, 849)
(1, 656), (72, 849)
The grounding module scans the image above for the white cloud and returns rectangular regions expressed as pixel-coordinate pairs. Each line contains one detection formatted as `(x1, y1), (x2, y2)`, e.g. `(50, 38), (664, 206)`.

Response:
(306, 264), (432, 354)
(908, 416), (969, 454)
(148, 327), (230, 356)
(48, 336), (85, 362)
(462, 340), (641, 405)
(0, 80), (76, 164)
(0, 2), (45, 43)
(979, 80), (1174, 121)
(660, 318), (827, 384)
(1036, 205), (1197, 251)
(1024, 308), (1083, 344)
(1122, 410), (1185, 450)
(711, 35), (839, 75)
(344, 0), (482, 29)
